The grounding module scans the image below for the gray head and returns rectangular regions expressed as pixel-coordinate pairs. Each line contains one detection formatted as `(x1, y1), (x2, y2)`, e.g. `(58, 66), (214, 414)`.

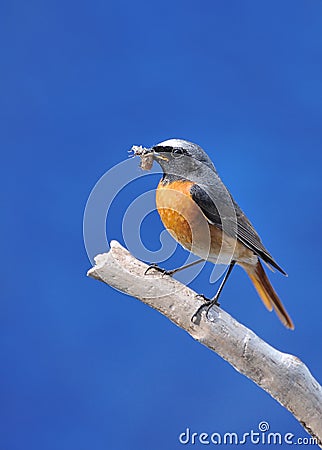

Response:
(150, 139), (217, 181)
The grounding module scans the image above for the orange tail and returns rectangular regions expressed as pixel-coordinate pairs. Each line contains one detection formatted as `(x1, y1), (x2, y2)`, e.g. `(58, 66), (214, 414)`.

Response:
(242, 260), (294, 330)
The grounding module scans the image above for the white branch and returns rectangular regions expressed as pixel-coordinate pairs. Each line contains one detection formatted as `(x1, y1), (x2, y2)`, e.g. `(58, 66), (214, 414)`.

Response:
(87, 240), (322, 446)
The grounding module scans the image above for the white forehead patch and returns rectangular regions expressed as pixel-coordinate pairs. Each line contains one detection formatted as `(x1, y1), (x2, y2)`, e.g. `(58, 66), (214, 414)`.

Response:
(156, 138), (192, 148)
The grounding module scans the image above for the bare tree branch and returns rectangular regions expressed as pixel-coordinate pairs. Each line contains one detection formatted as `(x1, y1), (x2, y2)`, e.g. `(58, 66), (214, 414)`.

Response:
(87, 240), (322, 446)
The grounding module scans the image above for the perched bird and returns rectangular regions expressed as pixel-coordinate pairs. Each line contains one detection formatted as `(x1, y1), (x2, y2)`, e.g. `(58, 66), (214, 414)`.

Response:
(133, 139), (294, 329)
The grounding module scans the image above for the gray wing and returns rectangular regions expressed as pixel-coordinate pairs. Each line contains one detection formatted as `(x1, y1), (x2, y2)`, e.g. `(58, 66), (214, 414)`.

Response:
(190, 182), (287, 275)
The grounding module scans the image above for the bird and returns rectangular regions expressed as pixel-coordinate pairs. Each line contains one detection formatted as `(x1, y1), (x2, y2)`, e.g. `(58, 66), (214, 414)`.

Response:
(133, 139), (294, 329)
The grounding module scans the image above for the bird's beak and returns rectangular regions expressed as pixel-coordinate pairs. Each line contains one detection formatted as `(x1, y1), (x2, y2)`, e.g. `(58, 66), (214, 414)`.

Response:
(143, 149), (170, 161)
(151, 148), (169, 162)
(131, 145), (169, 162)
(142, 149), (154, 158)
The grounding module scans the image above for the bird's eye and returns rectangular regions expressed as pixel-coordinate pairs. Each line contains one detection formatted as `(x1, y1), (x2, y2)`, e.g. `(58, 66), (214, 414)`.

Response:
(172, 148), (184, 158)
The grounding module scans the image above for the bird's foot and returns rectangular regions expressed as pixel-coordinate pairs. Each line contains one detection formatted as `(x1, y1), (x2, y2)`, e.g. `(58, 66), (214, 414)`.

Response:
(191, 295), (220, 324)
(195, 293), (211, 302)
(144, 263), (174, 277)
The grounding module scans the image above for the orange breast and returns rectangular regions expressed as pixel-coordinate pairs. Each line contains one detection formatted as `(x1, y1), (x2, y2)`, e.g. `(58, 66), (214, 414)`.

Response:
(156, 180), (206, 250)
(156, 179), (255, 264)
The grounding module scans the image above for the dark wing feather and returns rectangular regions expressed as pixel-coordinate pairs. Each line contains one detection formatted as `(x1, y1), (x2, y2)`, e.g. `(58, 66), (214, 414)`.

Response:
(190, 183), (287, 275)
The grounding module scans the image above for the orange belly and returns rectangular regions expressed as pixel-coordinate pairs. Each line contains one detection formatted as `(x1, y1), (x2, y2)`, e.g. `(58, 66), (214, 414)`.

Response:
(156, 180), (196, 248)
(155, 179), (256, 265)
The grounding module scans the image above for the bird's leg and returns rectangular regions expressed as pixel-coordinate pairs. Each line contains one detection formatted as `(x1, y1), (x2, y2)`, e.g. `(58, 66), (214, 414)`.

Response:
(144, 259), (204, 277)
(191, 261), (236, 322)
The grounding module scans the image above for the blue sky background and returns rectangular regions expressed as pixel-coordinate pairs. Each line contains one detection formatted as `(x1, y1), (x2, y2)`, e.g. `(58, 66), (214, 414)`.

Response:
(1, 1), (322, 449)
